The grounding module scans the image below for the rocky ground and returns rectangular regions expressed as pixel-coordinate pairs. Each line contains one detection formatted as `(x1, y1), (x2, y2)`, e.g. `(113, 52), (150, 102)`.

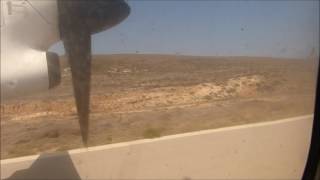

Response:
(1, 54), (317, 159)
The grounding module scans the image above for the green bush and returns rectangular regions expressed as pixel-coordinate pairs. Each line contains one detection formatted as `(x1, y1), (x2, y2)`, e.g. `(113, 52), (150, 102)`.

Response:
(143, 128), (162, 138)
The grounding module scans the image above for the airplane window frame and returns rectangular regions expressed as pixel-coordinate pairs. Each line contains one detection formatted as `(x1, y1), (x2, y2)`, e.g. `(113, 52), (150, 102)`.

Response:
(303, 57), (320, 180)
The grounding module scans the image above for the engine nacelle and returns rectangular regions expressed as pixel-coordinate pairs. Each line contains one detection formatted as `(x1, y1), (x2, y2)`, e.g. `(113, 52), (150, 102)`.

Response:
(1, 50), (61, 100)
(1, 0), (60, 101)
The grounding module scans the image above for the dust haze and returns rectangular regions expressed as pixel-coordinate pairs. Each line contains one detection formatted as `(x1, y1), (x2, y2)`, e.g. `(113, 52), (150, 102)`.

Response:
(1, 54), (318, 159)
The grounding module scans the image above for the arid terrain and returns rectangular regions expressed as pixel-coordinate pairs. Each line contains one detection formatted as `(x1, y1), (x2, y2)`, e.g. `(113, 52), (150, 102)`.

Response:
(1, 54), (318, 159)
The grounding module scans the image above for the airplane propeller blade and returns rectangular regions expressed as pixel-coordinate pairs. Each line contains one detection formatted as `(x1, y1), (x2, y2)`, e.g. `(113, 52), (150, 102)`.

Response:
(57, 0), (92, 146)
(57, 0), (130, 146)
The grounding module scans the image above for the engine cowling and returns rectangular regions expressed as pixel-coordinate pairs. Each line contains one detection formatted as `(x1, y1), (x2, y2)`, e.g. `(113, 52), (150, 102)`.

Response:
(1, 50), (61, 101)
(1, 0), (60, 101)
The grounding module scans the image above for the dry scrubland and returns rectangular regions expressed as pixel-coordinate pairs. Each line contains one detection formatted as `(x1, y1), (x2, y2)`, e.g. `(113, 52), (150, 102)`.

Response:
(1, 54), (318, 159)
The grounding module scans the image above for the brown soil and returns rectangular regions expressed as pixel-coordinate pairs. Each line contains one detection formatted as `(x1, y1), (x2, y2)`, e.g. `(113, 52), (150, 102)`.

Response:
(1, 54), (318, 159)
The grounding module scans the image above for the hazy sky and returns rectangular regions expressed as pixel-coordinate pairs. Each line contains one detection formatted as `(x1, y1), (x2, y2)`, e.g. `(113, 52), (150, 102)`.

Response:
(50, 0), (319, 58)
